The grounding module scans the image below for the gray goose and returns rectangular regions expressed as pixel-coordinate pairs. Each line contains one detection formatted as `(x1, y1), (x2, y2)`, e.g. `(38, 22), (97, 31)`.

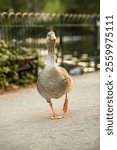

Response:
(37, 31), (73, 119)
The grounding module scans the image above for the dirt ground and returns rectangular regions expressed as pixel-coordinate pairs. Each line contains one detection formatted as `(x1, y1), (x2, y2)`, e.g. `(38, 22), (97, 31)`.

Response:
(0, 71), (100, 150)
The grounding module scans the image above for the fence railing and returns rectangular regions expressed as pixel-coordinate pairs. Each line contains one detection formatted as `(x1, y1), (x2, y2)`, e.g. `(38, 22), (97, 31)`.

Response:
(0, 12), (100, 56)
(0, 12), (100, 88)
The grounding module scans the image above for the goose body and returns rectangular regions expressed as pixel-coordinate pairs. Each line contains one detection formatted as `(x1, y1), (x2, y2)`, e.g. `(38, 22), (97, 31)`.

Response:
(37, 66), (73, 100)
(37, 31), (73, 119)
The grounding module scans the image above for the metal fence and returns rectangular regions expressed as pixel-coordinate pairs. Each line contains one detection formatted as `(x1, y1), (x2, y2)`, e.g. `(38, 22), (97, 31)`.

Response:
(0, 12), (100, 55)
(0, 12), (100, 87)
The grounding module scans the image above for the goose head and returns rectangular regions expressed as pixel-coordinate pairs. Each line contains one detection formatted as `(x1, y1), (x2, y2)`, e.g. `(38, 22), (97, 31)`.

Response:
(46, 31), (56, 50)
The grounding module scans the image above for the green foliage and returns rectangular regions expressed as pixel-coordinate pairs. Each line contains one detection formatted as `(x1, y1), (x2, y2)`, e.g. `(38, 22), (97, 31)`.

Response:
(44, 0), (65, 13)
(61, 0), (100, 13)
(0, 0), (99, 14)
(0, 39), (39, 89)
(0, 0), (11, 11)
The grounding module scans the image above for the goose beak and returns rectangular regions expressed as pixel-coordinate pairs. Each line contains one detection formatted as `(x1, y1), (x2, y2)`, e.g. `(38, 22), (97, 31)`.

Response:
(50, 34), (56, 41)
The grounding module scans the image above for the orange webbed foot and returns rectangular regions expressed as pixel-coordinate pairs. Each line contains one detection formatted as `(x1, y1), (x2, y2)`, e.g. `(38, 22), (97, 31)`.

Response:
(50, 114), (64, 120)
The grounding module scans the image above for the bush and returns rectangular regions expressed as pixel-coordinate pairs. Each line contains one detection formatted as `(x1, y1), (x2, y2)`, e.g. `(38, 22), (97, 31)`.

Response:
(0, 39), (39, 89)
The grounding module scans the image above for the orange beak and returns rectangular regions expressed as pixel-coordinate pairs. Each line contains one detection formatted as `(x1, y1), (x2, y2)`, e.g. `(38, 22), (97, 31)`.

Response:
(50, 34), (56, 41)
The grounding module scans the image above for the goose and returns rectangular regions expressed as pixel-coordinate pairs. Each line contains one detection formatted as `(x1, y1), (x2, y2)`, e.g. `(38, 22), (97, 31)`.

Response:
(37, 31), (73, 119)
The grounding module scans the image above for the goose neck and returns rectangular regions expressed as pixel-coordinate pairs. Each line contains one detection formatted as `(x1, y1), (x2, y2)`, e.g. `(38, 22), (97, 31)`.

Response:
(46, 46), (56, 66)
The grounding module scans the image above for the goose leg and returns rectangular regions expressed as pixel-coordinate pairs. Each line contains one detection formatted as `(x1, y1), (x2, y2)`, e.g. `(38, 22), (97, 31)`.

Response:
(48, 101), (64, 120)
(62, 94), (68, 113)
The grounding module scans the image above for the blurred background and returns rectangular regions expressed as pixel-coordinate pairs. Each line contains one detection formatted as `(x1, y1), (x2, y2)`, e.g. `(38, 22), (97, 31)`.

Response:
(0, 0), (100, 91)
(0, 0), (99, 13)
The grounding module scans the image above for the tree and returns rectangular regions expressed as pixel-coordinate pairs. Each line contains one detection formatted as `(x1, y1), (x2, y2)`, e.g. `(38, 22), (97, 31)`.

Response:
(43, 0), (65, 13)
(61, 0), (100, 14)
(0, 0), (99, 14)
(0, 0), (11, 11)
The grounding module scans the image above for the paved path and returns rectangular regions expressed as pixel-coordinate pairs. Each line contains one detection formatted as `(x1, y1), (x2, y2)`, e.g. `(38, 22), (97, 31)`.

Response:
(0, 71), (100, 150)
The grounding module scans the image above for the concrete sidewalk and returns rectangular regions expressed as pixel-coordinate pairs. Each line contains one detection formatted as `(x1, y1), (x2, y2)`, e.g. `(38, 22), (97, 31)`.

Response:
(0, 71), (100, 150)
